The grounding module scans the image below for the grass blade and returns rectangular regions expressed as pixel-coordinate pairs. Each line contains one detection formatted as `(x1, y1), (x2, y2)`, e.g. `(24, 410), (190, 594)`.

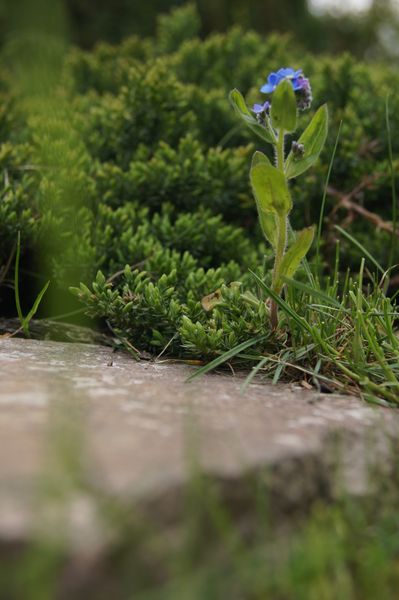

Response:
(241, 356), (269, 392)
(14, 231), (50, 337)
(316, 120), (342, 277)
(282, 277), (342, 308)
(186, 335), (266, 382)
(24, 280), (50, 326)
(386, 94), (397, 272)
(14, 231), (24, 327)
(335, 225), (384, 274)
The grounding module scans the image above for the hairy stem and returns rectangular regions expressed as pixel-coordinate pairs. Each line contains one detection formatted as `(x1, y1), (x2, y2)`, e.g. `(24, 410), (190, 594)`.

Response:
(270, 130), (286, 329)
(276, 128), (285, 172)
(272, 214), (287, 291)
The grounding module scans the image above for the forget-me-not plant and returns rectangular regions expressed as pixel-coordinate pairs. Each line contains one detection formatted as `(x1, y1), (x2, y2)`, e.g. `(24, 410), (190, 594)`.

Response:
(230, 68), (328, 328)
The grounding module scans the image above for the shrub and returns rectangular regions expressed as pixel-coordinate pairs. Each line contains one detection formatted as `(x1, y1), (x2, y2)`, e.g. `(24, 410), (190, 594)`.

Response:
(0, 4), (398, 368)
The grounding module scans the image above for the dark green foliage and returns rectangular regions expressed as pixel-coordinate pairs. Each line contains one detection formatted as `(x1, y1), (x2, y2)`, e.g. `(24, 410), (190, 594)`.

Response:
(89, 201), (260, 275)
(71, 261), (249, 354)
(0, 142), (38, 265)
(92, 137), (252, 217)
(171, 28), (295, 92)
(64, 0), (189, 46)
(1, 4), (399, 362)
(0, 182), (36, 264)
(156, 2), (201, 53)
(64, 37), (152, 95)
(2, 0), (398, 61)
(74, 69), (238, 165)
(48, 0), (399, 62)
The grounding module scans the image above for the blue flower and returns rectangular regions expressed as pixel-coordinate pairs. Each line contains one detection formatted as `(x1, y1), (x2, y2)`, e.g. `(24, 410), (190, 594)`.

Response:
(252, 100), (270, 115)
(260, 68), (304, 94)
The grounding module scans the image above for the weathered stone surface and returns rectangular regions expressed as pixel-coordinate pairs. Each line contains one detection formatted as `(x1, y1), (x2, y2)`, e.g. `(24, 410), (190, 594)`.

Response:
(0, 317), (113, 345)
(0, 337), (398, 551)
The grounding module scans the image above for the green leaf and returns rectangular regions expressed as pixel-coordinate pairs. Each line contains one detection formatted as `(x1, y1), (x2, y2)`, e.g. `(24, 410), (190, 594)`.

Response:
(281, 277), (342, 308)
(250, 152), (277, 247)
(270, 79), (297, 133)
(250, 160), (292, 217)
(259, 211), (278, 249)
(334, 225), (384, 274)
(276, 226), (315, 290)
(251, 150), (272, 167)
(24, 280), (50, 326)
(229, 89), (276, 144)
(285, 104), (328, 179)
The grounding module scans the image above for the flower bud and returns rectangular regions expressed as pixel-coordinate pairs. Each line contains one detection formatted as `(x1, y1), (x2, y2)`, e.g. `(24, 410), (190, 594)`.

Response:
(291, 141), (305, 157)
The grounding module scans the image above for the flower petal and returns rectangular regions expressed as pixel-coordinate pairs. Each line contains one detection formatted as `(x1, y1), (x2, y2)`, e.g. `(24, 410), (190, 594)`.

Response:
(278, 67), (295, 78)
(253, 103), (265, 114)
(268, 72), (278, 85)
(292, 79), (302, 91)
(260, 83), (274, 93)
(260, 68), (309, 97)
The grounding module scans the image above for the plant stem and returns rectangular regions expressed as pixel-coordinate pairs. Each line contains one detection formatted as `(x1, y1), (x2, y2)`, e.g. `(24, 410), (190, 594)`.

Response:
(276, 128), (285, 172)
(270, 129), (286, 329)
(270, 213), (287, 328)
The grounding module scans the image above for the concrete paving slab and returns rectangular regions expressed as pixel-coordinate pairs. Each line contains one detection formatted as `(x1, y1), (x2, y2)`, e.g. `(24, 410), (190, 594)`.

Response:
(0, 337), (397, 552)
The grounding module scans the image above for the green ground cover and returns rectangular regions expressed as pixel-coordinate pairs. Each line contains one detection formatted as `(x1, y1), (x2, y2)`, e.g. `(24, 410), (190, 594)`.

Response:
(0, 4), (398, 401)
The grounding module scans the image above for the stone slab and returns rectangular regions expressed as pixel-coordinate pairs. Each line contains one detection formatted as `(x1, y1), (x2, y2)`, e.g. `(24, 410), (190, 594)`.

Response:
(0, 337), (398, 551)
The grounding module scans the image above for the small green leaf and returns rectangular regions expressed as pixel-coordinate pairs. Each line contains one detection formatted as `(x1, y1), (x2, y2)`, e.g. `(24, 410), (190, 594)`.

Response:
(276, 226), (315, 290)
(270, 79), (297, 133)
(285, 104), (328, 179)
(250, 160), (292, 216)
(250, 152), (277, 247)
(229, 89), (276, 144)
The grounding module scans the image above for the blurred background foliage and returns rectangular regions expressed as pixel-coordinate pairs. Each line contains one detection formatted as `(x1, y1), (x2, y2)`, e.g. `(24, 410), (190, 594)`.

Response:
(4, 0), (394, 59)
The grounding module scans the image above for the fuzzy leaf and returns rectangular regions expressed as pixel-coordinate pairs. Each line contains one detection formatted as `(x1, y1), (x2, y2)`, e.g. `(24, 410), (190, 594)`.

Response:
(285, 104), (328, 179)
(250, 152), (276, 247)
(270, 79), (297, 133)
(229, 89), (275, 144)
(259, 210), (278, 249)
(252, 150), (272, 167)
(250, 160), (292, 217)
(277, 226), (315, 289)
